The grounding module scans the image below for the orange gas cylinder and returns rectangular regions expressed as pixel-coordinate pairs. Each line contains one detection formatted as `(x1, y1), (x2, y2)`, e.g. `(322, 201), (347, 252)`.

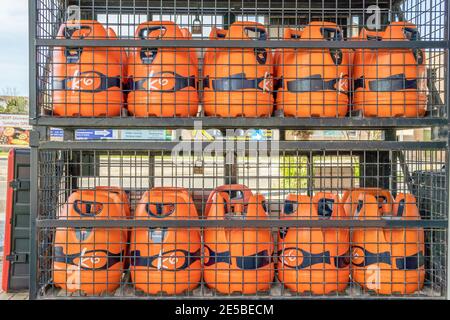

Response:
(277, 193), (350, 294)
(204, 188), (274, 294)
(203, 21), (274, 117)
(351, 28), (381, 116)
(129, 187), (201, 295)
(275, 22), (350, 117)
(353, 22), (427, 117)
(180, 28), (200, 68)
(107, 27), (128, 108)
(351, 193), (425, 295)
(107, 27), (128, 79)
(127, 21), (199, 117)
(52, 20), (124, 116)
(203, 27), (227, 74)
(273, 28), (303, 111)
(342, 188), (393, 217)
(53, 189), (128, 295)
(273, 29), (302, 77)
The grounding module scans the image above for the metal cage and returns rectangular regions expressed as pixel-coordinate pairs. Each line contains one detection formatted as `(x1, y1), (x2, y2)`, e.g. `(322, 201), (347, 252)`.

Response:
(32, 141), (447, 298)
(31, 0), (448, 124)
(29, 0), (450, 300)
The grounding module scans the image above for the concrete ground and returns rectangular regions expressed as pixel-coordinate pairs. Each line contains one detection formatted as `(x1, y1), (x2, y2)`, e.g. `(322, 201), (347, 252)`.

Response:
(0, 265), (29, 300)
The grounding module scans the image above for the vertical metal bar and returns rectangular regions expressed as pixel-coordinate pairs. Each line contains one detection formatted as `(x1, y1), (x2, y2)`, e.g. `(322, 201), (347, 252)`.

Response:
(149, 152), (155, 188)
(224, 152), (238, 184)
(306, 152), (313, 196)
(385, 129), (396, 193)
(29, 0), (37, 122)
(29, 145), (39, 300)
(28, 0), (38, 300)
(445, 0), (450, 301)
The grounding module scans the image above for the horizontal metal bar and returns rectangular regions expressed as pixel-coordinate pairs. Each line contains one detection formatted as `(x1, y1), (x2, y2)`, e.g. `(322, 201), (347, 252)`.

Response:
(38, 294), (445, 300)
(72, 0), (401, 9)
(32, 117), (448, 130)
(36, 219), (448, 228)
(275, 141), (447, 151)
(35, 39), (450, 49)
(36, 140), (447, 151)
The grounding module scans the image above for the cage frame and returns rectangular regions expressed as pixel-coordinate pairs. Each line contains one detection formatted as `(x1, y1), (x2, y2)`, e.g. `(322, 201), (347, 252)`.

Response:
(28, 0), (450, 300)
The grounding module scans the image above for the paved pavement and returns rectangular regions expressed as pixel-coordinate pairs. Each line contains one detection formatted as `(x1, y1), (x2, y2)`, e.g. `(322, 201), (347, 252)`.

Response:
(0, 256), (29, 299)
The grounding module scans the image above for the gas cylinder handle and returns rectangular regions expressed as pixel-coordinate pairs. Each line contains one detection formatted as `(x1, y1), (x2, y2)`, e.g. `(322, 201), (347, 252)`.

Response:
(145, 202), (175, 218)
(137, 26), (167, 64)
(376, 195), (388, 208)
(403, 27), (420, 41)
(62, 25), (91, 62)
(216, 30), (226, 38)
(244, 27), (267, 41)
(253, 194), (269, 217)
(283, 200), (298, 215)
(321, 27), (343, 41)
(61, 24), (93, 62)
(317, 198), (334, 218)
(262, 200), (269, 214)
(138, 26), (167, 40)
(228, 190), (244, 200)
(241, 26), (269, 64)
(62, 25), (92, 39)
(73, 200), (103, 217)
(402, 27), (424, 64)
(286, 29), (302, 39)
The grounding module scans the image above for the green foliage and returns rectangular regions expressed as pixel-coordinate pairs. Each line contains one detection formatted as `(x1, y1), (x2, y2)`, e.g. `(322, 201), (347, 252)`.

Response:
(353, 162), (360, 177)
(281, 156), (361, 191)
(0, 96), (29, 114)
(281, 156), (309, 190)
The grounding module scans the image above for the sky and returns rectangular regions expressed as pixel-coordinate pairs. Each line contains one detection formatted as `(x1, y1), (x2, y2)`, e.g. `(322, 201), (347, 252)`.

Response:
(0, 1), (28, 96)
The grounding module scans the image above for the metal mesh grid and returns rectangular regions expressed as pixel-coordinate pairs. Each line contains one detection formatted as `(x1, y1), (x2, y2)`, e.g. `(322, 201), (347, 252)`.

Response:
(35, 227), (447, 298)
(36, 1), (447, 40)
(30, 0), (449, 301)
(31, 0), (447, 120)
(34, 145), (448, 298)
(36, 146), (446, 219)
